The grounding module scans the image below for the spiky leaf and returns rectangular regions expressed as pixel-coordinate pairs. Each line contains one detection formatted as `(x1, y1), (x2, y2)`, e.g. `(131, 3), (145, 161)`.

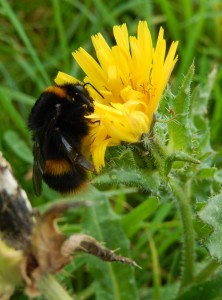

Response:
(199, 193), (222, 261)
(81, 187), (139, 300)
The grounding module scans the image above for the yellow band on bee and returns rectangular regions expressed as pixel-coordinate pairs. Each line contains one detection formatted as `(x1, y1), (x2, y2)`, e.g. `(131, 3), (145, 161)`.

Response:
(44, 86), (67, 99)
(44, 159), (71, 175)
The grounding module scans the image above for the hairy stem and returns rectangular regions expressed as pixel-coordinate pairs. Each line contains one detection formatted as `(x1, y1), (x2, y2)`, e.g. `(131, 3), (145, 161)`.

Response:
(170, 178), (195, 294)
(143, 136), (196, 294)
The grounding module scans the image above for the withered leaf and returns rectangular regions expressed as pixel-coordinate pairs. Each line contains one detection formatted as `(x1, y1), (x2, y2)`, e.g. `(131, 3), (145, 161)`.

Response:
(21, 201), (139, 297)
(62, 233), (141, 268)
(21, 201), (87, 296)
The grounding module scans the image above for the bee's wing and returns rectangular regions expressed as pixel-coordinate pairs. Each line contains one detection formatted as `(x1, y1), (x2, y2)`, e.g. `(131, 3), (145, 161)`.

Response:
(32, 138), (44, 196)
(60, 135), (94, 172)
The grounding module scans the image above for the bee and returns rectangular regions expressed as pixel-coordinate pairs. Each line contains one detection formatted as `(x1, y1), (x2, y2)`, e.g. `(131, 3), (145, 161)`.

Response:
(28, 83), (96, 196)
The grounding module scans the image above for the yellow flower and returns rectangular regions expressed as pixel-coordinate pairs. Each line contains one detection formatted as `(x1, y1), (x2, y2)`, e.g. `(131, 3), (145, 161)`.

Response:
(55, 21), (178, 171)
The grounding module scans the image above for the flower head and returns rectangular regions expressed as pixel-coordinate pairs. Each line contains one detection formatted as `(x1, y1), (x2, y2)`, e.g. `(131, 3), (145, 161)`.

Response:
(55, 21), (178, 171)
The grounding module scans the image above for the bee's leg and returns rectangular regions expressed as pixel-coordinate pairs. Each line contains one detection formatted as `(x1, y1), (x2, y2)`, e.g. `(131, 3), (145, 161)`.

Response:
(58, 132), (94, 172)
(76, 155), (94, 172)
(89, 120), (100, 125)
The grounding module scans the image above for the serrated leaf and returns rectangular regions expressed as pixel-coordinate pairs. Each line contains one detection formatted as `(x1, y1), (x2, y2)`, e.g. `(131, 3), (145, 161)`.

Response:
(191, 179), (213, 203)
(199, 193), (222, 261)
(176, 271), (222, 300)
(106, 146), (137, 169)
(193, 218), (212, 240)
(81, 187), (139, 300)
(3, 130), (32, 163)
(190, 68), (217, 156)
(93, 167), (160, 193)
(192, 114), (212, 155)
(192, 67), (217, 114)
(167, 64), (194, 152)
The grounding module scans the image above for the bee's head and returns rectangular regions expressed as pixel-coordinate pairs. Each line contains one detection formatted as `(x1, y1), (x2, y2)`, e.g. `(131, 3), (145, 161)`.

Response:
(63, 83), (94, 114)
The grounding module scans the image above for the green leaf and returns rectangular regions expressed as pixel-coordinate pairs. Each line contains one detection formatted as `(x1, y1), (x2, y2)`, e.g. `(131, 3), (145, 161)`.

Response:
(199, 193), (222, 261)
(93, 167), (160, 193)
(167, 64), (194, 152)
(81, 187), (139, 300)
(197, 167), (217, 180)
(190, 68), (217, 156)
(176, 271), (222, 300)
(3, 130), (33, 163)
(193, 218), (212, 240)
(121, 197), (159, 237)
(215, 170), (222, 183)
(192, 67), (217, 114)
(192, 112), (212, 156)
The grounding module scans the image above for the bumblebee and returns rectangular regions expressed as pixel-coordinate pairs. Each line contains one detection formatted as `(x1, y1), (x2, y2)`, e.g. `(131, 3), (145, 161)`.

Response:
(28, 83), (95, 196)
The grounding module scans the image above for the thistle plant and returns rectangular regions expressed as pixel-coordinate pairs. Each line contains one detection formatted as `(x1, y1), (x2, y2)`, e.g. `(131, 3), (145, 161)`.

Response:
(55, 21), (221, 299)
(55, 21), (178, 171)
(0, 19), (221, 300)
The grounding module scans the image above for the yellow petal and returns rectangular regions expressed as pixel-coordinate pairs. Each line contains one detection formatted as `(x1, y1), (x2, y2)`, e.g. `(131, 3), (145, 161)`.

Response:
(58, 21), (178, 172)
(113, 23), (130, 53)
(73, 48), (107, 89)
(54, 72), (80, 85)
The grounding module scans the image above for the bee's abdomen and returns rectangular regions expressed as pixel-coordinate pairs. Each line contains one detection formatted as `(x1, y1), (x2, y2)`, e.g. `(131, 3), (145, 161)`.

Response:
(43, 161), (88, 193)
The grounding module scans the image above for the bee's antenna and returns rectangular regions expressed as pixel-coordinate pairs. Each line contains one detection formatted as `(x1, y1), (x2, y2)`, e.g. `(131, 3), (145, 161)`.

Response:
(83, 82), (104, 99)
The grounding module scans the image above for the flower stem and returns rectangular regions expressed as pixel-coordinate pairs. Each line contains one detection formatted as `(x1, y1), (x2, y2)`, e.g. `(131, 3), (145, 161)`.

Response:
(38, 273), (74, 300)
(143, 136), (196, 294)
(170, 178), (195, 294)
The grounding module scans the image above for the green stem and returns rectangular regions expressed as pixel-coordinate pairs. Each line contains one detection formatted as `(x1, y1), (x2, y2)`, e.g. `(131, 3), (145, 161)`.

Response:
(38, 273), (74, 300)
(170, 178), (195, 293)
(142, 136), (196, 294)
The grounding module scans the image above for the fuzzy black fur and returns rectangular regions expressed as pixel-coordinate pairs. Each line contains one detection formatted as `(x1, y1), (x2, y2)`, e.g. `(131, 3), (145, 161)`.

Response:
(28, 83), (94, 196)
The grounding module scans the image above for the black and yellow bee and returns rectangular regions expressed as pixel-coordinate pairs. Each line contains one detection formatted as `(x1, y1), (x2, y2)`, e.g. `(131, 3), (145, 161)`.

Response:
(28, 83), (95, 196)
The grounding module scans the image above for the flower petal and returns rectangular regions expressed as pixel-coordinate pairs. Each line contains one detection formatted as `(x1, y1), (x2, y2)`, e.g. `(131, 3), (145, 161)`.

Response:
(57, 21), (178, 171)
(55, 72), (80, 85)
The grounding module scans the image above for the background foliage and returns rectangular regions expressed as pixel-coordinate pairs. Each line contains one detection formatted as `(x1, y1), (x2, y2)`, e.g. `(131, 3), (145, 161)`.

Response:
(0, 0), (222, 299)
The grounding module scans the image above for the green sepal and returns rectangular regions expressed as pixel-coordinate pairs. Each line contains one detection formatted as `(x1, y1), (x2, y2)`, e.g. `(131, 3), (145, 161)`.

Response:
(165, 152), (200, 175)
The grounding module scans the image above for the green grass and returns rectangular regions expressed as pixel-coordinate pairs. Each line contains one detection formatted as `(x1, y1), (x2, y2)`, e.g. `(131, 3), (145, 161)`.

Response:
(0, 0), (222, 299)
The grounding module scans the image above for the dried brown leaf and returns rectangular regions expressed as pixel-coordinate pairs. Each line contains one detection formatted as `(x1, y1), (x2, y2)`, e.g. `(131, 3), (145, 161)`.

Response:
(21, 201), (139, 297)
